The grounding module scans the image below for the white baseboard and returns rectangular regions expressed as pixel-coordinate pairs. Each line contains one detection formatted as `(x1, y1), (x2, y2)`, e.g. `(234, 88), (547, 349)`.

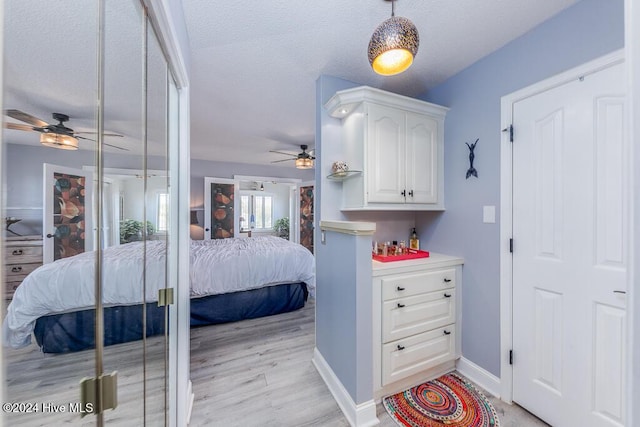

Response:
(456, 357), (501, 398)
(312, 347), (380, 427)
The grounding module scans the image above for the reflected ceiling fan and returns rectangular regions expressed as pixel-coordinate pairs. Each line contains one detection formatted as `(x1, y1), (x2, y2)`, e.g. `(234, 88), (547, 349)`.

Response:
(3, 109), (127, 151)
(269, 144), (315, 169)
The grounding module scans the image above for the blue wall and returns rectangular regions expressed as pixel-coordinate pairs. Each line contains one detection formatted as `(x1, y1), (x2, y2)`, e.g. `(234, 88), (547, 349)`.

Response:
(417, 0), (625, 376)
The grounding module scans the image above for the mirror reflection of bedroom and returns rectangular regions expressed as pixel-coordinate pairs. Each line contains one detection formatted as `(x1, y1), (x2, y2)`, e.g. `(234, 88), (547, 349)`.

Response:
(1, 0), (181, 424)
(1, 1), (316, 425)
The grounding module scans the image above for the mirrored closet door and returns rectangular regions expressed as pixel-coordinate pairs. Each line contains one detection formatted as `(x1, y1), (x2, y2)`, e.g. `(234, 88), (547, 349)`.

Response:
(1, 1), (182, 425)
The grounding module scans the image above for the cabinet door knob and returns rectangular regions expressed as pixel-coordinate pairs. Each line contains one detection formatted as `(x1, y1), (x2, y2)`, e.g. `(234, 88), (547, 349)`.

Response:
(205, 228), (210, 232)
(396, 286), (405, 291)
(443, 330), (451, 335)
(444, 278), (452, 283)
(11, 249), (23, 256)
(397, 303), (405, 308)
(46, 233), (55, 239)
(408, 190), (414, 197)
(401, 190), (406, 197)
(444, 293), (451, 298)
(11, 266), (22, 273)
(397, 345), (405, 351)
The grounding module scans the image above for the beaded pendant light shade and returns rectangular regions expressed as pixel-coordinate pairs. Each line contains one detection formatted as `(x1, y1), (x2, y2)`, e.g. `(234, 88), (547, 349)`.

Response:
(368, 0), (419, 76)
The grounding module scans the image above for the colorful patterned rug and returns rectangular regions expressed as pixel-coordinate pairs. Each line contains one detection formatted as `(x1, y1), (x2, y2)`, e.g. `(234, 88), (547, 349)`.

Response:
(383, 373), (500, 427)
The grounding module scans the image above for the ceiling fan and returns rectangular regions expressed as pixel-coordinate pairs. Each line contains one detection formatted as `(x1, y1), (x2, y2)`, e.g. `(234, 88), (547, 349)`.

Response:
(270, 144), (315, 169)
(3, 109), (127, 151)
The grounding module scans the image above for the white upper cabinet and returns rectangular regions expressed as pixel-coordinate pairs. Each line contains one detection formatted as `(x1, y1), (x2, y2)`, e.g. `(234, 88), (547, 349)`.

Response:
(325, 86), (447, 211)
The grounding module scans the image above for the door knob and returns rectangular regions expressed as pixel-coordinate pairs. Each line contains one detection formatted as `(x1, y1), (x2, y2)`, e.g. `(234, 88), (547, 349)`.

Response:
(408, 190), (414, 197)
(396, 286), (405, 291)
(444, 278), (452, 283)
(397, 303), (405, 308)
(444, 293), (452, 298)
(205, 228), (210, 232)
(443, 330), (451, 335)
(397, 345), (405, 351)
(46, 233), (55, 238)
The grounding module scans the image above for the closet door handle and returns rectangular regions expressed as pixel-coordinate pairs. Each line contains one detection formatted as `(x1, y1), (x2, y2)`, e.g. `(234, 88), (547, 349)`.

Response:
(397, 303), (405, 308)
(396, 286), (405, 291)
(443, 330), (451, 335)
(444, 293), (451, 298)
(397, 345), (405, 351)
(443, 278), (452, 283)
(11, 249), (23, 256)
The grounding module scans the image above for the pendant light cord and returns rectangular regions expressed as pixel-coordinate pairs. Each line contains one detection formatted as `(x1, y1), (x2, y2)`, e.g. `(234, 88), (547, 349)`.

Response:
(391, 0), (395, 17)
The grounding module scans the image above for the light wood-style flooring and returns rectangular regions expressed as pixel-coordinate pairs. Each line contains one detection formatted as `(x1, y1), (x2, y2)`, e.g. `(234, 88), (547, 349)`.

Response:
(3, 299), (548, 426)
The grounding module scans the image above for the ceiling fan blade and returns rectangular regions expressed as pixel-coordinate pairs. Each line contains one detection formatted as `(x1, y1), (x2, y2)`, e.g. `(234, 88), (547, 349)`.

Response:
(76, 135), (129, 151)
(4, 109), (49, 127)
(4, 122), (36, 132)
(74, 131), (124, 138)
(269, 150), (297, 157)
(104, 142), (129, 151)
(271, 158), (294, 163)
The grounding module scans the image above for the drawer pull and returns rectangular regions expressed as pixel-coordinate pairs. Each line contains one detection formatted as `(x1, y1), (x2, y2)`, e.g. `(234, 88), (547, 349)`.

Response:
(397, 345), (405, 351)
(12, 249), (23, 256)
(443, 330), (451, 335)
(396, 286), (405, 291)
(11, 266), (22, 273)
(444, 293), (451, 298)
(443, 278), (452, 283)
(397, 303), (405, 308)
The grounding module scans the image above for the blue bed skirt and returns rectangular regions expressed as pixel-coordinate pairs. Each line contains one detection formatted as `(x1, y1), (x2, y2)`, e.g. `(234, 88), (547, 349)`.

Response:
(34, 283), (308, 354)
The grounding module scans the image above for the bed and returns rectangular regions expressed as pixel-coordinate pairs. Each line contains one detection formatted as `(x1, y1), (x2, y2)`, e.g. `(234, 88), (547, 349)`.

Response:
(3, 236), (315, 353)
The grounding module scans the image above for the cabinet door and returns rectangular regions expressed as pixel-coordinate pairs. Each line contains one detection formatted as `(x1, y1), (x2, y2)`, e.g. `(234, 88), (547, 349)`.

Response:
(406, 112), (438, 203)
(367, 104), (406, 203)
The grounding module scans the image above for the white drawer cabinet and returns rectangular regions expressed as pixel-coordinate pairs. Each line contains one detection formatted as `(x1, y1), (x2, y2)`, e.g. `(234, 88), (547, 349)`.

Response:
(4, 236), (43, 299)
(373, 253), (463, 397)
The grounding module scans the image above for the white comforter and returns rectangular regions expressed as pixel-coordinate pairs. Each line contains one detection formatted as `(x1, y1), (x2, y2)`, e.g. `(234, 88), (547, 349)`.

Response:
(3, 236), (315, 348)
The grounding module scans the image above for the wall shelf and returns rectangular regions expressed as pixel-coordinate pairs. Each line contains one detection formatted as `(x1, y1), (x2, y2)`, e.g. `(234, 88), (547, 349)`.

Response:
(326, 170), (362, 181)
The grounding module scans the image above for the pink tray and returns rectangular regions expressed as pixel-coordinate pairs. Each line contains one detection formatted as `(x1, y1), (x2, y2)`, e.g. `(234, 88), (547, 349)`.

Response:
(372, 249), (430, 262)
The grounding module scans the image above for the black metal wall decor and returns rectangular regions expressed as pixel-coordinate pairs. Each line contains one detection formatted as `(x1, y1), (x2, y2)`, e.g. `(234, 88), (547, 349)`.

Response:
(465, 139), (479, 179)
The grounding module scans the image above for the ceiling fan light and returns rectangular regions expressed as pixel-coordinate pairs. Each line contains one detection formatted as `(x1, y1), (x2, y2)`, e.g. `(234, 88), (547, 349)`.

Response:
(40, 132), (78, 150)
(368, 14), (419, 76)
(295, 158), (313, 169)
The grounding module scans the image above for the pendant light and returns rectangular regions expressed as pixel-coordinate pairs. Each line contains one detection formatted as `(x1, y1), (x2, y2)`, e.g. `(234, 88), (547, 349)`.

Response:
(368, 0), (419, 76)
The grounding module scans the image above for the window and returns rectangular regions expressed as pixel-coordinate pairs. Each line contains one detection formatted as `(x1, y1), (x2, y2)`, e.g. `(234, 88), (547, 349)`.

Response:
(239, 192), (273, 231)
(157, 192), (169, 232)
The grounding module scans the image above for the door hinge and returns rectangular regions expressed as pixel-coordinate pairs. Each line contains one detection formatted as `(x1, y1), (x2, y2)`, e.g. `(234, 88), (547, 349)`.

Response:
(509, 350), (513, 365)
(80, 371), (118, 417)
(509, 238), (513, 253)
(502, 124), (514, 142)
(158, 288), (174, 307)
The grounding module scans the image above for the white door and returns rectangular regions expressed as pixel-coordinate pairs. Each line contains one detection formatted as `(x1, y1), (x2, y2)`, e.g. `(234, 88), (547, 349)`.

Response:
(43, 163), (94, 264)
(406, 112), (438, 204)
(512, 62), (627, 426)
(366, 104), (406, 203)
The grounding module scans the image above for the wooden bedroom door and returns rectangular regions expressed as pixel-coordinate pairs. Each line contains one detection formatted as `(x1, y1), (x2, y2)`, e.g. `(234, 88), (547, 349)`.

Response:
(43, 163), (94, 264)
(204, 177), (239, 239)
(512, 60), (627, 426)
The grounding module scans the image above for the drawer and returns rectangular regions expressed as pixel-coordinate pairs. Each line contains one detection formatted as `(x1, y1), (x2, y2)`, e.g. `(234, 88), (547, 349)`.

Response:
(382, 268), (455, 301)
(5, 281), (21, 299)
(382, 326), (456, 386)
(383, 289), (455, 343)
(4, 245), (43, 264)
(5, 262), (41, 282)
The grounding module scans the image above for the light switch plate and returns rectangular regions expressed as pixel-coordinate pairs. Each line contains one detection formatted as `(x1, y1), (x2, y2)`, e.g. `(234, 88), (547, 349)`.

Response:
(483, 205), (496, 223)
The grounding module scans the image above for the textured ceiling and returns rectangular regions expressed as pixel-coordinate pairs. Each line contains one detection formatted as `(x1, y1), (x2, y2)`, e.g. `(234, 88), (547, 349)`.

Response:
(3, 0), (579, 165)
(182, 0), (579, 166)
